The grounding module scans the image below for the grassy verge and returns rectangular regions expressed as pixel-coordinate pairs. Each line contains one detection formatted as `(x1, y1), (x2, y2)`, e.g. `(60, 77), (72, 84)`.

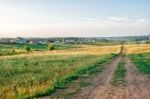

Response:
(62, 55), (114, 98)
(130, 53), (150, 74)
(34, 54), (116, 98)
(111, 60), (126, 86)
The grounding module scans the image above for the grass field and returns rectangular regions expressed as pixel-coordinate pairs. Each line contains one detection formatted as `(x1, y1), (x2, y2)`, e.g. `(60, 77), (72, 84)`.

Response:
(1, 43), (150, 98)
(130, 53), (150, 74)
(0, 43), (119, 56)
(0, 43), (81, 56)
(0, 45), (119, 98)
(124, 44), (150, 54)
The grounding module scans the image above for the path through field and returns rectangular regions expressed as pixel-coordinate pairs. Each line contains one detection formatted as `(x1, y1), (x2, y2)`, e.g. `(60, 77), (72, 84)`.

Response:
(124, 57), (150, 99)
(69, 56), (150, 99)
(41, 55), (150, 99)
(72, 56), (121, 99)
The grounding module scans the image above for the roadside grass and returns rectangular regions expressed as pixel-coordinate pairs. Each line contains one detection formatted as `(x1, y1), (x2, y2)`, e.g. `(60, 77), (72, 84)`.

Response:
(130, 53), (150, 74)
(0, 52), (116, 99)
(111, 60), (126, 86)
(35, 54), (116, 98)
(57, 55), (116, 98)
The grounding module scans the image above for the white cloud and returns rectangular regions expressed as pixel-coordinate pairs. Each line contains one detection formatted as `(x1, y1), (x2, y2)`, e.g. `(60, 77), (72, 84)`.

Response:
(0, 15), (150, 37)
(135, 19), (146, 22)
(108, 16), (127, 21)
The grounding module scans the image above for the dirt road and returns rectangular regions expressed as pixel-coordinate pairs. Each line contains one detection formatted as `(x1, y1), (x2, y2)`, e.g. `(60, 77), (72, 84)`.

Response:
(71, 56), (121, 99)
(124, 57), (150, 99)
(41, 55), (150, 99)
(66, 56), (150, 99)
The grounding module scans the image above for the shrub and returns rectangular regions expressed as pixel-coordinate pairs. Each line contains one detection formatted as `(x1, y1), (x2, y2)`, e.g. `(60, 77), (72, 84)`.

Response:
(11, 49), (16, 54)
(25, 46), (31, 52)
(48, 44), (55, 50)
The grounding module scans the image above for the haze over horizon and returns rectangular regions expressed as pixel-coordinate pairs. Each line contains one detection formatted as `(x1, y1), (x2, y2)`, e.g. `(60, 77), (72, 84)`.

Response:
(0, 0), (150, 37)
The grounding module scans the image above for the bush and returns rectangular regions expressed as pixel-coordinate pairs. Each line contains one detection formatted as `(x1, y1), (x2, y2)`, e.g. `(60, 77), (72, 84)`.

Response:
(12, 49), (15, 54)
(25, 46), (31, 52)
(48, 44), (55, 50)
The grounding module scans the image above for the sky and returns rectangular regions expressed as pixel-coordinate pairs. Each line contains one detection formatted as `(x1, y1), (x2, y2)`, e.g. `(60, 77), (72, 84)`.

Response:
(0, 0), (150, 37)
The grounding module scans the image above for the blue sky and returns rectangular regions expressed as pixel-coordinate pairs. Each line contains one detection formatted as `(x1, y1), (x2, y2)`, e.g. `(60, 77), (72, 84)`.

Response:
(0, 0), (150, 37)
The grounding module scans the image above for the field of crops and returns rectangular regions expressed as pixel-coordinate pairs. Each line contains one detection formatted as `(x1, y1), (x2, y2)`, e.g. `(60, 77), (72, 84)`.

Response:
(0, 45), (120, 98)
(124, 44), (150, 54)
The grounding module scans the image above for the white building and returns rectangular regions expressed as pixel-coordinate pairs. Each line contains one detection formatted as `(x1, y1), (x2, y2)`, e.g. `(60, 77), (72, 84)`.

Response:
(65, 40), (76, 44)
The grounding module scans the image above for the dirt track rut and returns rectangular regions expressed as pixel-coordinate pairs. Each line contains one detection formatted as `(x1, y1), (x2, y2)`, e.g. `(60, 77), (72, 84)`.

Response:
(71, 56), (150, 99)
(124, 57), (150, 99)
(71, 56), (121, 99)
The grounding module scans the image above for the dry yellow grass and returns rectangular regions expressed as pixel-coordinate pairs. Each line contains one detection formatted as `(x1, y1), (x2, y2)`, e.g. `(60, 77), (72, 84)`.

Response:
(0, 45), (121, 60)
(124, 44), (150, 54)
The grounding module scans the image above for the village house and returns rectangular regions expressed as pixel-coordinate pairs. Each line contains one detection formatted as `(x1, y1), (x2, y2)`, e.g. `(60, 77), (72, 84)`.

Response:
(54, 40), (61, 45)
(38, 41), (47, 45)
(65, 39), (76, 44)
(15, 37), (27, 44)
(29, 40), (34, 44)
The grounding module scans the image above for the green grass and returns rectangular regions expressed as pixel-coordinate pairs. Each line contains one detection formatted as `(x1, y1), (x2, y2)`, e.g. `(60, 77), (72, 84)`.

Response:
(0, 43), (80, 50)
(130, 53), (150, 74)
(111, 61), (126, 86)
(0, 53), (115, 98)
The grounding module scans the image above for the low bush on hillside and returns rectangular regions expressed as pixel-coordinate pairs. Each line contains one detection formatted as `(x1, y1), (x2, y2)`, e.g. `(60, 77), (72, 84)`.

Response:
(48, 44), (55, 50)
(25, 46), (31, 52)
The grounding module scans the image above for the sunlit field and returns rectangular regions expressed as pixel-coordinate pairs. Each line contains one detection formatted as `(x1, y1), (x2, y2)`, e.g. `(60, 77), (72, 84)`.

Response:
(124, 44), (150, 54)
(0, 0), (150, 98)
(0, 45), (120, 59)
(0, 45), (120, 98)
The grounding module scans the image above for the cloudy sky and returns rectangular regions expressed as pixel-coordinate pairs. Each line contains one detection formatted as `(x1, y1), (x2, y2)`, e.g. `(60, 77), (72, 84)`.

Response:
(0, 0), (150, 37)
